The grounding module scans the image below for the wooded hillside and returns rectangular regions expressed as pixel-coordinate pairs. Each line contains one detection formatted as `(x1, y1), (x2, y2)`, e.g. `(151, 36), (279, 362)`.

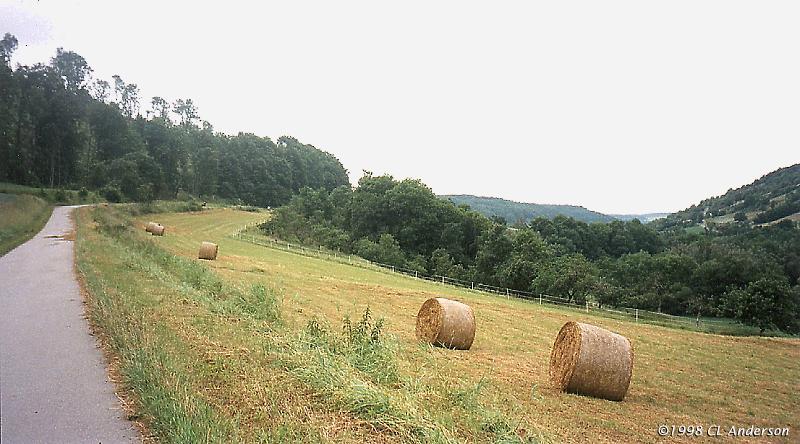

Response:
(443, 194), (615, 223)
(0, 34), (349, 205)
(656, 164), (800, 230)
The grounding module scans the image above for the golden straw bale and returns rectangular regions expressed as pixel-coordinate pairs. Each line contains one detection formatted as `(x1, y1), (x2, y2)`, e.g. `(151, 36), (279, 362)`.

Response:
(549, 321), (633, 401)
(198, 241), (218, 260)
(415, 297), (475, 350)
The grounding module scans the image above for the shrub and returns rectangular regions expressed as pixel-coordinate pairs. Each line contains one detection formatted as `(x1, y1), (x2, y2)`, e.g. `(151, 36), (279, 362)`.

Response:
(54, 188), (67, 203)
(103, 185), (124, 203)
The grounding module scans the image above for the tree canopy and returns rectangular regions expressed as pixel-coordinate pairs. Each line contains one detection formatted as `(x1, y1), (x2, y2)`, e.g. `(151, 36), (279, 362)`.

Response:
(0, 34), (349, 205)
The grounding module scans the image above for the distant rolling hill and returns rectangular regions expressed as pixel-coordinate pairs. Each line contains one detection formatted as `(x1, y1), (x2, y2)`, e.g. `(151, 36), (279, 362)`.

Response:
(442, 195), (618, 223)
(610, 213), (670, 223)
(655, 163), (800, 230)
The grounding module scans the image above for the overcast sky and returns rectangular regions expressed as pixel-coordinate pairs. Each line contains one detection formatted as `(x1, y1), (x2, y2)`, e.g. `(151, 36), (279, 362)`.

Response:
(2, 1), (798, 214)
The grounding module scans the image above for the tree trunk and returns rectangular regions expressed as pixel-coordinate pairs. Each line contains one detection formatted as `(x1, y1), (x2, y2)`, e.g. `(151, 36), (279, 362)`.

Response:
(49, 150), (55, 188)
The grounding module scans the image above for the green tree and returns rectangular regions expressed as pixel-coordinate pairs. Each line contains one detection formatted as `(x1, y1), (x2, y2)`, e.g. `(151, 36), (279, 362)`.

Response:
(727, 276), (799, 334)
(150, 96), (171, 121)
(51, 48), (92, 91)
(173, 98), (198, 126)
(531, 254), (600, 304)
(355, 234), (406, 267)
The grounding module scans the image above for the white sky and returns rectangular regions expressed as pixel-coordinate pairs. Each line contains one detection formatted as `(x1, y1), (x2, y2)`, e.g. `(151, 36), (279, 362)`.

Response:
(2, 0), (798, 214)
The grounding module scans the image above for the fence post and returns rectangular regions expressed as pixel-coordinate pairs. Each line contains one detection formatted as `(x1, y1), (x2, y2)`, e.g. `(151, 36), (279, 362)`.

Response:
(471, 282), (474, 290)
(585, 300), (589, 313)
(506, 288), (509, 299)
(415, 270), (418, 279)
(539, 294), (542, 304)
(391, 265), (395, 273)
(348, 255), (351, 263)
(635, 309), (639, 322)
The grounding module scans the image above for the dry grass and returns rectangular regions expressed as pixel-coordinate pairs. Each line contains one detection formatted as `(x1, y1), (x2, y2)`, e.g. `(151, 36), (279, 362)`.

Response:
(86, 207), (799, 443)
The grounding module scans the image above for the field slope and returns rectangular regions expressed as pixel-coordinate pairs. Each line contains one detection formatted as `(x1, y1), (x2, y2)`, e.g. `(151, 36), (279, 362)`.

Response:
(78, 206), (799, 443)
(0, 193), (52, 256)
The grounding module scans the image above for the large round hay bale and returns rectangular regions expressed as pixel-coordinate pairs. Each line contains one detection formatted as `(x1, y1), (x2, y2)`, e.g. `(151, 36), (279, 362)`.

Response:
(145, 222), (158, 232)
(198, 241), (218, 260)
(549, 321), (633, 401)
(151, 224), (165, 236)
(415, 298), (475, 350)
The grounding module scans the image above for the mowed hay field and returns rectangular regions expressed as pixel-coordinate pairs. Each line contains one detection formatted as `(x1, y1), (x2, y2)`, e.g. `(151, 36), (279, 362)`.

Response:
(80, 207), (799, 443)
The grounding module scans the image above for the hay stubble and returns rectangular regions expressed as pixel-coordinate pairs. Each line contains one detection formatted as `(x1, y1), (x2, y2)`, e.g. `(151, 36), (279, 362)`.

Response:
(137, 208), (800, 443)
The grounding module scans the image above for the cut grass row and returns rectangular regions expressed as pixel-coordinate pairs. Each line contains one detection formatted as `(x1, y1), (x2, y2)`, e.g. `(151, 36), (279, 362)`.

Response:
(76, 205), (546, 443)
(143, 207), (799, 443)
(0, 193), (52, 256)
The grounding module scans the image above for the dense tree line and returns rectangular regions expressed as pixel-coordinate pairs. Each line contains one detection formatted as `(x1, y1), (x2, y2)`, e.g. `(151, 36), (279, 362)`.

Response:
(0, 34), (349, 204)
(264, 174), (800, 334)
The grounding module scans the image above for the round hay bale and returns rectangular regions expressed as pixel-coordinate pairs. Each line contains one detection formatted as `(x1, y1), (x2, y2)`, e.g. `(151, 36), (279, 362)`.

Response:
(151, 224), (165, 236)
(549, 321), (633, 401)
(415, 298), (475, 350)
(145, 222), (158, 232)
(198, 241), (218, 260)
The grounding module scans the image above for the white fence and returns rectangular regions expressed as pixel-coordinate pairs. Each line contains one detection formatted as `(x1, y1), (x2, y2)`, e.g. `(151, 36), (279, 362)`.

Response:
(230, 225), (744, 334)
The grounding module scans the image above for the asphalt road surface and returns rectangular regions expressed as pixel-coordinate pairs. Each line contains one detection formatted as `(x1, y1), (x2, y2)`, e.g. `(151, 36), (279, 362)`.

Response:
(1, 206), (139, 443)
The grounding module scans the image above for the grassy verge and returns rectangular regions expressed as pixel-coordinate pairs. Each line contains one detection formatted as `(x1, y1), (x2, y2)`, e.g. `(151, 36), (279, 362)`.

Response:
(0, 193), (52, 256)
(76, 205), (545, 443)
(0, 182), (103, 205)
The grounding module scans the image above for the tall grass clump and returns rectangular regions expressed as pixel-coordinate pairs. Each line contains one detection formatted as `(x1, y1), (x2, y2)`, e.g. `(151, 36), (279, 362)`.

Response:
(304, 308), (398, 384)
(281, 309), (449, 443)
(446, 379), (545, 444)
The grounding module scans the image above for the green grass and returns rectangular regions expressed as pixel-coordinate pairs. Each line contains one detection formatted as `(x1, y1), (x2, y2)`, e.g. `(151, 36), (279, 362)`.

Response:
(0, 182), (103, 205)
(78, 205), (544, 443)
(76, 205), (799, 443)
(0, 193), (52, 256)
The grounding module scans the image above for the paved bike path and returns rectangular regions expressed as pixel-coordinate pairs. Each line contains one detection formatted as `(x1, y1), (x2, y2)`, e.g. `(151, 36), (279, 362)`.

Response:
(0, 206), (139, 443)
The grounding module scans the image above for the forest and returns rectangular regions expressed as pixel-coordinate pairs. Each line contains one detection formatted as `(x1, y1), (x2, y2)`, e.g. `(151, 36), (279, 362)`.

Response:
(0, 34), (349, 205)
(264, 173), (800, 334)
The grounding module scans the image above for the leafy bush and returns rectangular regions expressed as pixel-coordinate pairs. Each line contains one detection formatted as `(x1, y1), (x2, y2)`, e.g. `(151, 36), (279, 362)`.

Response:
(103, 185), (124, 203)
(355, 234), (406, 267)
(54, 188), (67, 203)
